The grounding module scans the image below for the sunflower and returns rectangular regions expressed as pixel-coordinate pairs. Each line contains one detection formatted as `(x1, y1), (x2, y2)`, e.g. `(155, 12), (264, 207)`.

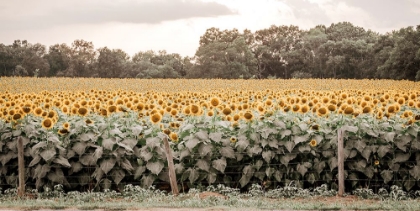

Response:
(58, 128), (69, 135)
(163, 128), (171, 135)
(21, 106), (32, 114)
(85, 119), (94, 125)
(100, 108), (108, 116)
(190, 104), (200, 115)
(107, 105), (117, 113)
(210, 97), (220, 107)
(169, 132), (179, 142)
(311, 124), (319, 130)
(243, 111), (253, 121)
(344, 106), (354, 115)
(230, 136), (237, 143)
(42, 118), (54, 130)
(374, 160), (380, 166)
(63, 122), (70, 130)
(207, 110), (214, 117)
(150, 113), (162, 124)
(12, 113), (22, 121)
(317, 107), (328, 116)
(222, 107), (232, 116)
(309, 139), (317, 147)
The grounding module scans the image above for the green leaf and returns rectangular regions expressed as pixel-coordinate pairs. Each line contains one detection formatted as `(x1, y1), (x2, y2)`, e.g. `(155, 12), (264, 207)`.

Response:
(195, 130), (209, 140)
(265, 167), (275, 178)
(280, 129), (292, 139)
(409, 165), (420, 180)
(262, 151), (274, 163)
(72, 142), (87, 155)
(120, 158), (134, 172)
(220, 146), (235, 159)
(40, 147), (56, 162)
(111, 169), (125, 185)
(328, 157), (338, 171)
(185, 138), (199, 150)
(79, 132), (95, 141)
(80, 154), (97, 166)
(92, 167), (104, 182)
(284, 141), (295, 153)
(314, 161), (326, 174)
(207, 172), (217, 184)
(354, 140), (366, 153)
(32, 141), (47, 154)
(381, 170), (393, 184)
(297, 163), (308, 176)
(189, 168), (199, 183)
(174, 163), (184, 174)
(53, 156), (71, 168)
(212, 157), (227, 173)
(236, 136), (249, 151)
(341, 125), (358, 133)
(102, 178), (112, 190)
(146, 137), (160, 148)
(198, 143), (212, 157)
(100, 158), (116, 174)
(361, 147), (372, 161)
(47, 168), (65, 184)
(394, 135), (412, 152)
(298, 145), (311, 153)
(239, 174), (252, 187)
(404, 179), (415, 191)
(209, 132), (222, 142)
(130, 125), (143, 136)
(293, 134), (309, 145)
(196, 159), (210, 172)
(363, 166), (374, 179)
(122, 138), (137, 149)
(134, 166), (146, 179)
(268, 139), (279, 149)
(28, 155), (41, 167)
(102, 138), (116, 151)
(141, 174), (155, 188)
(384, 132), (396, 142)
(393, 153), (410, 163)
(93, 147), (103, 161)
(254, 160), (263, 171)
(280, 154), (297, 166)
(69, 162), (83, 175)
(274, 170), (283, 182)
(146, 161), (164, 175)
(247, 145), (262, 156)
(140, 147), (153, 162)
(377, 145), (391, 158)
(179, 148), (190, 160)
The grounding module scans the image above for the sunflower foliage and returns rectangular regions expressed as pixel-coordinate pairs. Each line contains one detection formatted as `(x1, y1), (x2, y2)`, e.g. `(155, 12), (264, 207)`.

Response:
(0, 105), (420, 195)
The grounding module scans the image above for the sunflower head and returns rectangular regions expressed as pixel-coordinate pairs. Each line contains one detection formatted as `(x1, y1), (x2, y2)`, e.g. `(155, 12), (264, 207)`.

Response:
(150, 113), (162, 124)
(85, 119), (94, 125)
(210, 97), (220, 107)
(58, 128), (69, 135)
(309, 139), (317, 147)
(374, 160), (380, 166)
(42, 118), (54, 130)
(243, 111), (253, 121)
(230, 136), (237, 143)
(169, 132), (179, 143)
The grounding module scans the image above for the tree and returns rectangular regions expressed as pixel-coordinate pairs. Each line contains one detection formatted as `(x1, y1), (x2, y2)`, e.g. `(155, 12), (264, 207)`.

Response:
(93, 47), (129, 78)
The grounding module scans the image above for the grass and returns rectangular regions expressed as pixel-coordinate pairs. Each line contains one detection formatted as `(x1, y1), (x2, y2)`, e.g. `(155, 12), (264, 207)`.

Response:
(0, 194), (419, 210)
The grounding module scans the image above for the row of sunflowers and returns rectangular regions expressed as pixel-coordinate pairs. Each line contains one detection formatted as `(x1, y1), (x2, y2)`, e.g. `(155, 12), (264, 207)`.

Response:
(0, 77), (419, 192)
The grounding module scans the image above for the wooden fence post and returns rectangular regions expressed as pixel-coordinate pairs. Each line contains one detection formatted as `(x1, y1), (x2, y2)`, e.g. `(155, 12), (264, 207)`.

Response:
(17, 136), (25, 197)
(337, 128), (345, 197)
(162, 136), (179, 196)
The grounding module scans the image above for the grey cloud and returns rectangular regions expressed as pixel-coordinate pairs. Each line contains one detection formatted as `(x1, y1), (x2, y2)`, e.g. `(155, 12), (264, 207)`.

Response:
(342, 0), (420, 28)
(282, 0), (332, 24)
(0, 0), (235, 30)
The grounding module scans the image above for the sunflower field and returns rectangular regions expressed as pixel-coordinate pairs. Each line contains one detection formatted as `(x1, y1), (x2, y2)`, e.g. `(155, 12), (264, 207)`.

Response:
(0, 77), (420, 193)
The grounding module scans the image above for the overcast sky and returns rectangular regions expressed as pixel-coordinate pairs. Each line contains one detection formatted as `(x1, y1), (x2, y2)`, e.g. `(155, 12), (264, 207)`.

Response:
(0, 0), (419, 57)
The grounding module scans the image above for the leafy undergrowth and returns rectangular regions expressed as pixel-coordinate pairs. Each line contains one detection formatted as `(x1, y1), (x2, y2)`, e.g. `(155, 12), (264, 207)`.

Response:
(0, 184), (420, 210)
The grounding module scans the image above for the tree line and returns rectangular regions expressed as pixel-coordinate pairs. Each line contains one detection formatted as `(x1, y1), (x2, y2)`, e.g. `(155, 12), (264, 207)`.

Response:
(1, 22), (419, 80)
